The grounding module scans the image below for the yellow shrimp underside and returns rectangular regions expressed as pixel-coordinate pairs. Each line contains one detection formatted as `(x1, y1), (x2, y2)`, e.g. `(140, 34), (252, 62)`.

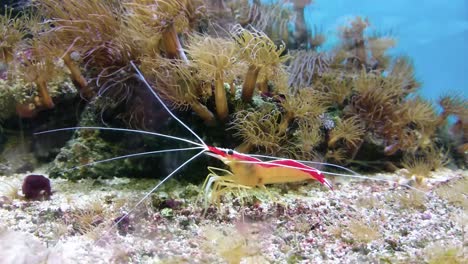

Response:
(199, 155), (327, 207)
(200, 167), (274, 207)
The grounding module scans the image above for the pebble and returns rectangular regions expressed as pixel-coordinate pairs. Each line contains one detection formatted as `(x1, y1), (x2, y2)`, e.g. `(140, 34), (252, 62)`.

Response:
(421, 213), (431, 220)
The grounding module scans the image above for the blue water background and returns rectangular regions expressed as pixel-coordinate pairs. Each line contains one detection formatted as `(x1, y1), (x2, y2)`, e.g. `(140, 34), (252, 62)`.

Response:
(264, 0), (467, 102)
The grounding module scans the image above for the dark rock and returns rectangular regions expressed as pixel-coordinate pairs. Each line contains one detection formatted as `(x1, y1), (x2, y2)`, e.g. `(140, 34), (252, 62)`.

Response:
(385, 239), (399, 251)
(0, 195), (12, 207)
(22, 174), (52, 200)
(159, 199), (183, 210)
(15, 162), (34, 173)
(114, 214), (133, 235)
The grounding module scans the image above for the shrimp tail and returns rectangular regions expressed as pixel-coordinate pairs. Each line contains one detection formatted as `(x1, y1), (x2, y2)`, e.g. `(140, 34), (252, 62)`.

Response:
(323, 178), (334, 190)
(308, 172), (334, 190)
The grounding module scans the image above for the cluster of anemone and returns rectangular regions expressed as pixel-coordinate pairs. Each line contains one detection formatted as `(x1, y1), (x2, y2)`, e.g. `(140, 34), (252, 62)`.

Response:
(0, 1), (287, 125)
(230, 12), (463, 168)
(0, 8), (55, 115)
(0, 0), (466, 178)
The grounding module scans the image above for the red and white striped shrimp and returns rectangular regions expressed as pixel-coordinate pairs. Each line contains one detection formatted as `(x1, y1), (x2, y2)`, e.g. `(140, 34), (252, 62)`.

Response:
(206, 146), (333, 189)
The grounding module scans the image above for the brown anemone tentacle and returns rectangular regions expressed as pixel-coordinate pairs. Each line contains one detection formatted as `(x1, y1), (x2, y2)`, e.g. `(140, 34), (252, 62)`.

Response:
(190, 100), (216, 126)
(349, 139), (364, 161)
(278, 111), (294, 134)
(1, 48), (14, 64)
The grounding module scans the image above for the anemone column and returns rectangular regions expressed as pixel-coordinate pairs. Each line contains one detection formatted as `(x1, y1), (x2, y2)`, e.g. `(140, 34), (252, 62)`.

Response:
(241, 65), (261, 102)
(186, 35), (239, 121)
(36, 78), (54, 109)
(62, 52), (94, 99)
(162, 23), (188, 64)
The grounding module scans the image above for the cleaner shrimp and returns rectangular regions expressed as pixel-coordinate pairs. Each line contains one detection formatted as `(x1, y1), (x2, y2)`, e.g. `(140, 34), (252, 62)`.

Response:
(36, 61), (425, 236)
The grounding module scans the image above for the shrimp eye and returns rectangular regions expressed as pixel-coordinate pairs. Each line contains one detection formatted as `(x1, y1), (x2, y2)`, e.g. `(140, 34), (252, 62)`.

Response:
(227, 149), (234, 155)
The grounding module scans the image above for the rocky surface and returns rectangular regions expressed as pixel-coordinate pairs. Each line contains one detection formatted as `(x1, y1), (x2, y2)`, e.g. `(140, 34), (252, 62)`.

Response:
(0, 168), (466, 263)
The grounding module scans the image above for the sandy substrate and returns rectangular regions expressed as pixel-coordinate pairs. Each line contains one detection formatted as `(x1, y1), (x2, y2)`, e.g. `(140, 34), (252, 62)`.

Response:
(0, 169), (466, 263)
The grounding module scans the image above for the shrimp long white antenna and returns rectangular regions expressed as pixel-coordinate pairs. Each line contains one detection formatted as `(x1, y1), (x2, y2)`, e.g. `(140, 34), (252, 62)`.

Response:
(35, 126), (204, 147)
(248, 153), (360, 176)
(98, 149), (206, 245)
(67, 146), (205, 171)
(129, 61), (207, 148)
(321, 171), (426, 194)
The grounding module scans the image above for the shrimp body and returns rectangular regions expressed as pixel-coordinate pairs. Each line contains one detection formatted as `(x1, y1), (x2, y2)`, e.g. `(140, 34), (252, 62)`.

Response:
(206, 146), (333, 189)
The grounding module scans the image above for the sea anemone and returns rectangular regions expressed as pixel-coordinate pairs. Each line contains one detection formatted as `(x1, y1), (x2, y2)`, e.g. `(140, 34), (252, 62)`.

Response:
(61, 51), (93, 98)
(438, 93), (468, 124)
(186, 34), (240, 120)
(349, 70), (403, 128)
(401, 147), (449, 184)
(328, 116), (365, 148)
(339, 17), (370, 68)
(124, 0), (193, 62)
(346, 69), (428, 155)
(290, 0), (313, 47)
(0, 7), (33, 64)
(287, 50), (331, 91)
(368, 34), (396, 70)
(314, 72), (352, 107)
(279, 88), (329, 132)
(377, 96), (438, 154)
(387, 56), (420, 93)
(231, 0), (259, 27)
(39, 0), (123, 61)
(401, 97), (438, 144)
(325, 148), (348, 164)
(231, 24), (288, 102)
(0, 7), (26, 64)
(18, 45), (57, 109)
(38, 0), (123, 98)
(292, 118), (323, 159)
(248, 1), (293, 44)
(140, 55), (216, 125)
(230, 105), (286, 155)
(257, 62), (289, 94)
